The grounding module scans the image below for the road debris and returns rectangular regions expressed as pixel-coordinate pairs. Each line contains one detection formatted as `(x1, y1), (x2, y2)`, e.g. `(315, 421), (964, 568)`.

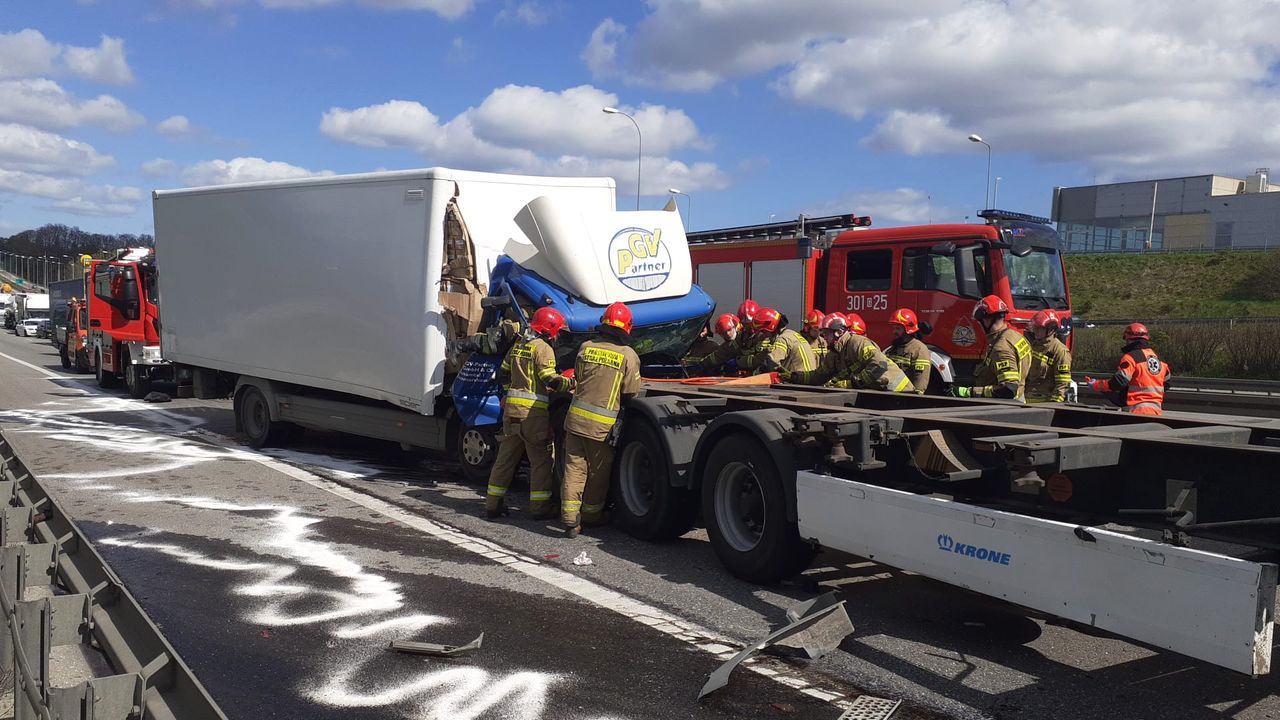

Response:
(143, 391), (172, 403)
(388, 632), (484, 658)
(572, 551), (593, 566)
(699, 593), (853, 699)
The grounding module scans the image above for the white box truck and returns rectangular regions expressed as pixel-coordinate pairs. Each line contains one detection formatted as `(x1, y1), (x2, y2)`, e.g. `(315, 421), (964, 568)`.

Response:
(153, 168), (714, 466)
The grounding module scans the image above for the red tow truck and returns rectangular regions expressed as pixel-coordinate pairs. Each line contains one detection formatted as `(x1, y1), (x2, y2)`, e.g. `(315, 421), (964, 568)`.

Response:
(688, 210), (1072, 389)
(88, 248), (170, 398)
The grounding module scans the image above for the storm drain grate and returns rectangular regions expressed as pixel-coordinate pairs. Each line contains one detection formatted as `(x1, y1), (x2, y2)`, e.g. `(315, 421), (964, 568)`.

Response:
(838, 695), (902, 720)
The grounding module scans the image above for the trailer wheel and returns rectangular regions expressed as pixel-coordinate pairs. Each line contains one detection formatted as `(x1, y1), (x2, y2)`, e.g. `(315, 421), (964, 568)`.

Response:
(122, 350), (151, 400)
(236, 385), (284, 449)
(59, 345), (70, 369)
(456, 425), (497, 483)
(612, 420), (698, 540)
(95, 349), (119, 389)
(702, 435), (814, 584)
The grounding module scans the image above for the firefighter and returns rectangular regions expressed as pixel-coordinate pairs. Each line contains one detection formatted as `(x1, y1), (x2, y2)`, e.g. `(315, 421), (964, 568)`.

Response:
(1084, 322), (1170, 415)
(1025, 309), (1072, 403)
(801, 308), (828, 362)
(953, 295), (1031, 400)
(484, 307), (575, 519)
(561, 302), (643, 537)
(689, 300), (762, 374)
(793, 313), (913, 391)
(748, 308), (817, 375)
(886, 308), (931, 394)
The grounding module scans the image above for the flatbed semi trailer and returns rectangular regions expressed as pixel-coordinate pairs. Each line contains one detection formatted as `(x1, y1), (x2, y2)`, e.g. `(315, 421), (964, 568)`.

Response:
(610, 381), (1280, 676)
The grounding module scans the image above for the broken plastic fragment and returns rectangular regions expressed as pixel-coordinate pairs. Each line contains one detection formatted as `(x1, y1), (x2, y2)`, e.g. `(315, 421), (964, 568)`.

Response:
(572, 551), (593, 566)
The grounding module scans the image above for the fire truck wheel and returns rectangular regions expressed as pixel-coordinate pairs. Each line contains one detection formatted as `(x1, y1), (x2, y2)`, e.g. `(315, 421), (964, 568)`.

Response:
(95, 350), (120, 389)
(612, 419), (698, 541)
(59, 345), (70, 369)
(125, 365), (151, 400)
(701, 434), (814, 584)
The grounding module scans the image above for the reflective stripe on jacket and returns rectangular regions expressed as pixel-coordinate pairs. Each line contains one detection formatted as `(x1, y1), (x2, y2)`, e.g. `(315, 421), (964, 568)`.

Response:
(1026, 336), (1072, 403)
(501, 336), (559, 419)
(973, 327), (1031, 401)
(1111, 344), (1169, 415)
(887, 337), (932, 394)
(564, 337), (643, 441)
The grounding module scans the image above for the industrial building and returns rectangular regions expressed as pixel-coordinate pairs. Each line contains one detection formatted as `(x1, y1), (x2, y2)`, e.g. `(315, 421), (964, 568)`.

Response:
(1051, 170), (1280, 252)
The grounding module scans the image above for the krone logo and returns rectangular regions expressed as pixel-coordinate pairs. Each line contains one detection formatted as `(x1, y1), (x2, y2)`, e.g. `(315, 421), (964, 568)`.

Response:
(609, 227), (671, 292)
(937, 533), (954, 551)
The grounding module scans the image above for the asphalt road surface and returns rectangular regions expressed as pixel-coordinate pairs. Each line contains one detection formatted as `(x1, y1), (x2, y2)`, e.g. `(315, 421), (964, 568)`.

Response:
(0, 329), (1276, 720)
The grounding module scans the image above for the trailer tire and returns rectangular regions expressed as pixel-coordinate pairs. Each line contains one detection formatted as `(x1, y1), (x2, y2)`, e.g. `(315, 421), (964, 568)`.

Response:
(702, 434), (814, 584)
(236, 385), (285, 449)
(59, 345), (70, 369)
(612, 420), (698, 540)
(95, 349), (119, 389)
(456, 424), (497, 484)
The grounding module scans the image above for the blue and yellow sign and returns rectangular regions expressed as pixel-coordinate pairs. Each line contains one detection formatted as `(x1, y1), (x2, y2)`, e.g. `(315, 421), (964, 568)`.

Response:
(609, 227), (670, 292)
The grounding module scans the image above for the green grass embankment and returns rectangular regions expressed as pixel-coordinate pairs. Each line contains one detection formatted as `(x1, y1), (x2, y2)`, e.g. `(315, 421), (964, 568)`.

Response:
(1065, 250), (1280, 319)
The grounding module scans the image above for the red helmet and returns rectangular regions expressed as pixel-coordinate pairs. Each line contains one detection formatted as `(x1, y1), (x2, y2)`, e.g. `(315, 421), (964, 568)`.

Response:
(820, 313), (848, 333)
(752, 307), (783, 334)
(803, 308), (826, 328)
(1123, 322), (1149, 342)
(737, 299), (760, 324)
(845, 312), (867, 336)
(713, 312), (740, 335)
(601, 301), (633, 334)
(1031, 309), (1060, 333)
(529, 306), (567, 339)
(889, 308), (919, 334)
(972, 295), (1009, 321)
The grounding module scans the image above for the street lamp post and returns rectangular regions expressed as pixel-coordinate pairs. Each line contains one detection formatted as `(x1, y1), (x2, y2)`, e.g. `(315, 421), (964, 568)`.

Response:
(667, 188), (691, 230)
(603, 106), (642, 211)
(993, 177), (1002, 209)
(968, 134), (992, 210)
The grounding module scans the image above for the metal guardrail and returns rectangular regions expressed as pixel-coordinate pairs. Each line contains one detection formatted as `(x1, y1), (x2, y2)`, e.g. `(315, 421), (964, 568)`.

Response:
(1076, 317), (1280, 326)
(0, 432), (226, 720)
(1074, 373), (1280, 397)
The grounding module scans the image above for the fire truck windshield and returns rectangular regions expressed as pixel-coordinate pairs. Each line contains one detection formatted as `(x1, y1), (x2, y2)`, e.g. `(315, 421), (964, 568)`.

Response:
(1002, 248), (1068, 311)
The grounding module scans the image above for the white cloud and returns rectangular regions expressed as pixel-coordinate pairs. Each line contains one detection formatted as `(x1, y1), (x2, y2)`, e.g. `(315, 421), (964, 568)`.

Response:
(496, 1), (554, 26)
(0, 29), (61, 80)
(596, 0), (1280, 178)
(803, 187), (952, 226)
(0, 29), (136, 85)
(320, 85), (727, 196)
(142, 158), (178, 176)
(62, 35), (134, 85)
(0, 79), (144, 132)
(156, 115), (193, 137)
(180, 157), (335, 186)
(0, 123), (115, 176)
(0, 169), (143, 216)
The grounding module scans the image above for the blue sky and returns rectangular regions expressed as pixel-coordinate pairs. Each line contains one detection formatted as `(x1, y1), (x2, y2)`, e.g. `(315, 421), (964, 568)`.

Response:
(2, 0), (1278, 236)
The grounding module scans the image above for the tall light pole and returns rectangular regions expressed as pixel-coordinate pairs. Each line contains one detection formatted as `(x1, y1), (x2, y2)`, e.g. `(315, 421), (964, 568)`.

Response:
(993, 176), (1002, 209)
(968, 134), (992, 210)
(667, 188), (691, 229)
(603, 106), (641, 210)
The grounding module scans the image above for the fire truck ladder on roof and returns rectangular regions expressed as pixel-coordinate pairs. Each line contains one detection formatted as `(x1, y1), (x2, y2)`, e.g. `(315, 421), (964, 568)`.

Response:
(686, 213), (870, 245)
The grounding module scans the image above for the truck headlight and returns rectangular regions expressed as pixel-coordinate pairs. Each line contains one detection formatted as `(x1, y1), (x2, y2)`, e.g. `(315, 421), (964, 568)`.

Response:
(143, 346), (162, 362)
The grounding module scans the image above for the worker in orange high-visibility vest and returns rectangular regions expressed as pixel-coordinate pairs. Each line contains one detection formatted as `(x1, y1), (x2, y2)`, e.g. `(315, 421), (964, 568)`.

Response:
(560, 302), (643, 537)
(1085, 323), (1170, 416)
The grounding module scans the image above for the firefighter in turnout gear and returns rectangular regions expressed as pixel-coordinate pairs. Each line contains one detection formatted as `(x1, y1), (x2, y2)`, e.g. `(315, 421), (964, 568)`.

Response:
(954, 295), (1031, 400)
(1025, 309), (1072, 403)
(1085, 322), (1170, 415)
(747, 308), (818, 375)
(485, 307), (575, 519)
(802, 308), (829, 362)
(886, 308), (931, 394)
(689, 300), (762, 375)
(794, 313), (913, 391)
(561, 302), (643, 537)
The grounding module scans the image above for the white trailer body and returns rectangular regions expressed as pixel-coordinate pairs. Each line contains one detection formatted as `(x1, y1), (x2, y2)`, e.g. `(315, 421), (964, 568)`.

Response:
(153, 168), (692, 415)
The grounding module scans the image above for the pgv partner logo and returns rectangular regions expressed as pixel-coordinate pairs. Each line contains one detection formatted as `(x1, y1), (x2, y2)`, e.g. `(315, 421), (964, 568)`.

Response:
(610, 227), (671, 292)
(937, 533), (1012, 566)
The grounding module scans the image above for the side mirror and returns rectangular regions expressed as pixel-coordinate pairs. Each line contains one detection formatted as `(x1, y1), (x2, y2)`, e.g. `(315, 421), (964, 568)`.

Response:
(930, 241), (957, 256)
(1011, 240), (1034, 258)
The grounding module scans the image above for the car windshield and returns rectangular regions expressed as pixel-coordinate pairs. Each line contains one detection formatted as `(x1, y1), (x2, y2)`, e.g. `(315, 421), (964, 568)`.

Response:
(553, 313), (713, 368)
(1003, 249), (1069, 311)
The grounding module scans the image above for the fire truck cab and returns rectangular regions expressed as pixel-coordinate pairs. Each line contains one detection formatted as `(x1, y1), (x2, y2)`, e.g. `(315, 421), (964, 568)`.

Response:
(689, 210), (1072, 389)
(88, 248), (169, 398)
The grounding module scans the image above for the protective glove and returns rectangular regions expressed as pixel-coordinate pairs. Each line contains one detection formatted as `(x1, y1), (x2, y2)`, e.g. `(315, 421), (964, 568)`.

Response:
(954, 386), (973, 398)
(1083, 375), (1105, 392)
(722, 357), (739, 374)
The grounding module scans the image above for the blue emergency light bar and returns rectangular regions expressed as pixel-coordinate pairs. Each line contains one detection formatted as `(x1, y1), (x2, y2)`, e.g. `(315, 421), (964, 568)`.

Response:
(978, 209), (1053, 225)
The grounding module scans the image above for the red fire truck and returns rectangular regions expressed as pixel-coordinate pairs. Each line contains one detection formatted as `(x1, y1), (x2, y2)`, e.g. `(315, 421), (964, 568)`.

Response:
(88, 248), (170, 398)
(688, 210), (1072, 388)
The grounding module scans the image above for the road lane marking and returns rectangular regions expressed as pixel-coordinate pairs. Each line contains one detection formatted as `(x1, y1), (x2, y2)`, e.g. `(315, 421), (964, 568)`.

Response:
(0, 349), (73, 379)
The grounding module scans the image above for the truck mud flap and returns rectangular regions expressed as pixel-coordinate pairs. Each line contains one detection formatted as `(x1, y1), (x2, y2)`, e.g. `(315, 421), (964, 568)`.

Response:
(796, 471), (1277, 676)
